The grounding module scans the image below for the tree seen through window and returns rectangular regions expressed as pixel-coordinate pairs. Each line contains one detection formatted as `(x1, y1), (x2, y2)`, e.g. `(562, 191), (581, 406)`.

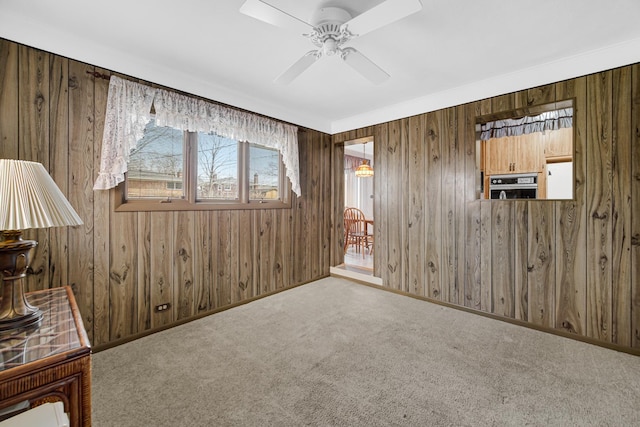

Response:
(126, 119), (283, 203)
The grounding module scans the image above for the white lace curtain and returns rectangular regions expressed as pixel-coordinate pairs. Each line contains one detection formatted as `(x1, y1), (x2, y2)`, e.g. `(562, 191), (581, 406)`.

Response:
(344, 154), (366, 171)
(480, 108), (573, 141)
(94, 76), (301, 196)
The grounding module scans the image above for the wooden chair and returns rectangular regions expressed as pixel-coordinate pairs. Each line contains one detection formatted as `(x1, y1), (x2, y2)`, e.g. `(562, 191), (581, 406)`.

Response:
(343, 207), (373, 255)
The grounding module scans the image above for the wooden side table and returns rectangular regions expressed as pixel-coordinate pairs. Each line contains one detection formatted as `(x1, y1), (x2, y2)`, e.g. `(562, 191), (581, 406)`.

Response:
(0, 287), (91, 426)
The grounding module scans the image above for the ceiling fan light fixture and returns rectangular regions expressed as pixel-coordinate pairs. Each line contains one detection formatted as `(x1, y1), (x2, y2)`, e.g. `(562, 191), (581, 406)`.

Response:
(323, 38), (338, 56)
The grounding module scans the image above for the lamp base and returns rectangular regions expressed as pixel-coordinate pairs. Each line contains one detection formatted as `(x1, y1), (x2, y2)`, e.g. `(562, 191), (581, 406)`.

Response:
(0, 306), (42, 332)
(0, 231), (41, 332)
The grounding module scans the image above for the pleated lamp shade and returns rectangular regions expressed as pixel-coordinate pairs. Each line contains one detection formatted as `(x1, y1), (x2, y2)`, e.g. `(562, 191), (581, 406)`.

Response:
(0, 159), (83, 231)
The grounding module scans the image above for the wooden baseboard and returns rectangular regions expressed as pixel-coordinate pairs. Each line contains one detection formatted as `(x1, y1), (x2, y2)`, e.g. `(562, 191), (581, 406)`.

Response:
(92, 275), (329, 353)
(350, 280), (640, 358)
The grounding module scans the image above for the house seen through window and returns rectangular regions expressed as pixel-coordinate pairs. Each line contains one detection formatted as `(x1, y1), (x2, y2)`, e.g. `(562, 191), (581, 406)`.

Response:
(125, 119), (285, 209)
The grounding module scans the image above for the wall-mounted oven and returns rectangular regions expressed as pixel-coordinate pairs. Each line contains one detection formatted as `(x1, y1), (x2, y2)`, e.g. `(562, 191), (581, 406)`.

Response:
(489, 173), (538, 199)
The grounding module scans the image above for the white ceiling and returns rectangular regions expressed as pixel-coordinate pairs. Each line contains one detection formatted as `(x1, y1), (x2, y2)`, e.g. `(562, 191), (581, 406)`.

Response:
(1, 0), (640, 134)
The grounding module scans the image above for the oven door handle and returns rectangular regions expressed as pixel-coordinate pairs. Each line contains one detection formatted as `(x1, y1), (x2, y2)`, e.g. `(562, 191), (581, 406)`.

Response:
(489, 184), (538, 190)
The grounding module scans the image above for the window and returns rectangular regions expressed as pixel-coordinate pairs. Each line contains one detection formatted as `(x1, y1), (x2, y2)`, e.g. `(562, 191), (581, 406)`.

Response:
(127, 121), (184, 200)
(196, 132), (239, 201)
(117, 119), (290, 211)
(475, 99), (574, 200)
(249, 144), (280, 201)
(166, 182), (183, 190)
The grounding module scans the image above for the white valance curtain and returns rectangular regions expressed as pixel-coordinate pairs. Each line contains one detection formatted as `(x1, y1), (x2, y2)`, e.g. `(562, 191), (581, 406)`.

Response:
(93, 76), (301, 196)
(480, 108), (573, 141)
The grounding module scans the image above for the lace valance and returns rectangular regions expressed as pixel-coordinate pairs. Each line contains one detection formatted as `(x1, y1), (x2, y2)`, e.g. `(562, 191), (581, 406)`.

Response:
(94, 76), (301, 196)
(344, 154), (366, 171)
(480, 108), (573, 141)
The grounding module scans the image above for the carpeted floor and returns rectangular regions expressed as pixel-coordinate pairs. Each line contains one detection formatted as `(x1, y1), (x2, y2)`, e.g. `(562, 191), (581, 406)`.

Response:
(92, 277), (640, 426)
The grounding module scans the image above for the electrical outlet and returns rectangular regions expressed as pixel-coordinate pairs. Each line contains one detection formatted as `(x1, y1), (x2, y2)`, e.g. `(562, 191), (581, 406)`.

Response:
(155, 303), (171, 312)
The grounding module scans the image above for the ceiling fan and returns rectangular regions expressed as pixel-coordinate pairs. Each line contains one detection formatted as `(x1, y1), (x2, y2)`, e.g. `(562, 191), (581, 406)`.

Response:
(240, 0), (423, 84)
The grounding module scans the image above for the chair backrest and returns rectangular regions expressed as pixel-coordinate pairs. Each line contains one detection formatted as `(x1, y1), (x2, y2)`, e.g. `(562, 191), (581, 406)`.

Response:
(344, 207), (366, 233)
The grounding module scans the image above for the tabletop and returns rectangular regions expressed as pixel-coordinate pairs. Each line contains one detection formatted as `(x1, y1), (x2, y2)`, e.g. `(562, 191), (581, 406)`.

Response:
(0, 287), (88, 372)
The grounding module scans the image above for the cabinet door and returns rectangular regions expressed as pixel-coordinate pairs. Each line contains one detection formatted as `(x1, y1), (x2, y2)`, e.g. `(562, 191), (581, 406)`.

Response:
(544, 127), (573, 159)
(514, 132), (545, 173)
(484, 133), (545, 175)
(484, 137), (516, 175)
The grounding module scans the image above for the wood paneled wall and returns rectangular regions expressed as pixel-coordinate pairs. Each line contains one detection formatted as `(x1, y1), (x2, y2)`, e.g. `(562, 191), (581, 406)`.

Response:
(0, 39), (332, 347)
(333, 63), (640, 351)
(3, 37), (639, 352)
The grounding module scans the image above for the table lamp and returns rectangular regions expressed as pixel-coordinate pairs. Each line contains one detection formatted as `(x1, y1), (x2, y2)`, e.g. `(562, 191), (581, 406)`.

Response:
(0, 159), (83, 331)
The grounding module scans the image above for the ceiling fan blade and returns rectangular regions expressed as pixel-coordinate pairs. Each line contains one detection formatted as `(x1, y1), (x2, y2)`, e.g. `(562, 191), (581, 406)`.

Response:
(341, 0), (422, 36)
(275, 51), (320, 85)
(239, 0), (312, 34)
(342, 48), (390, 85)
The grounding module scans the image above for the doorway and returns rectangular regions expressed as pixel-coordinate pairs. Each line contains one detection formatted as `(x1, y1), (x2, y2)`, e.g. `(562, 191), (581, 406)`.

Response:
(343, 137), (374, 273)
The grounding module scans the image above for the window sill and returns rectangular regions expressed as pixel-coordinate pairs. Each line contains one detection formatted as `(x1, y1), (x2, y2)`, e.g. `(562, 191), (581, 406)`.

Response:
(114, 198), (291, 212)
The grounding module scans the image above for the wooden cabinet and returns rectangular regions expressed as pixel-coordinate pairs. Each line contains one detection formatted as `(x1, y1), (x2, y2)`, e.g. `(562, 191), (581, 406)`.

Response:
(484, 136), (516, 175)
(544, 127), (573, 160)
(0, 287), (91, 426)
(484, 133), (545, 175)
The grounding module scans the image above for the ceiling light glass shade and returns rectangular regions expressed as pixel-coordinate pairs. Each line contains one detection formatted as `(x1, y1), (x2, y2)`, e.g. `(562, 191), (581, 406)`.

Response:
(0, 159), (83, 231)
(355, 160), (374, 178)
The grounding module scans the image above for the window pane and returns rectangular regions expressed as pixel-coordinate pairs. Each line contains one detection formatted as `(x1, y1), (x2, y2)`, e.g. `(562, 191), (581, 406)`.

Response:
(249, 144), (280, 200)
(197, 133), (239, 200)
(127, 119), (184, 199)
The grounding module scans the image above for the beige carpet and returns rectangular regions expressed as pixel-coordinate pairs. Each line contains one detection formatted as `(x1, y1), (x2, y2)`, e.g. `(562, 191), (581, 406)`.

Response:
(92, 277), (640, 426)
